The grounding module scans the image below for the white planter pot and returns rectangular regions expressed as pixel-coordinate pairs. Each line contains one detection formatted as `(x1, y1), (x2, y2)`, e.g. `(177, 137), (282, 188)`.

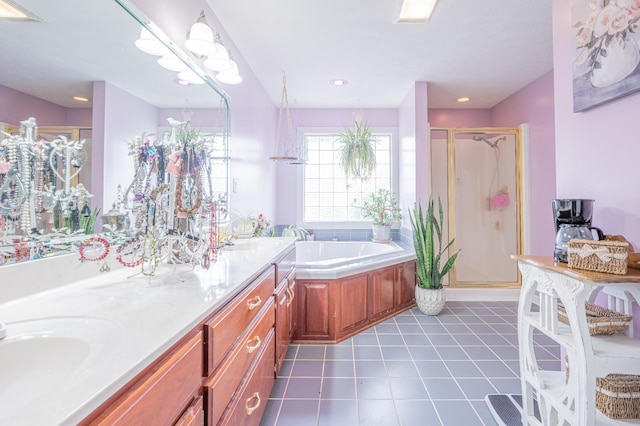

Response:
(372, 224), (391, 242)
(415, 286), (445, 315)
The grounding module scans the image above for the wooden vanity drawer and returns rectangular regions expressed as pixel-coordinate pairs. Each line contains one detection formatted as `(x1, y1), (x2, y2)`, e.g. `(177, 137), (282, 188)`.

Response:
(90, 331), (203, 425)
(204, 266), (275, 376)
(204, 300), (275, 426)
(219, 329), (276, 426)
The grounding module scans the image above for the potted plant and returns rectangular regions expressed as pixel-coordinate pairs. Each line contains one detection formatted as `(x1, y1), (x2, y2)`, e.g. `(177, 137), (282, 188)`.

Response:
(358, 189), (402, 242)
(408, 197), (459, 315)
(337, 121), (377, 180)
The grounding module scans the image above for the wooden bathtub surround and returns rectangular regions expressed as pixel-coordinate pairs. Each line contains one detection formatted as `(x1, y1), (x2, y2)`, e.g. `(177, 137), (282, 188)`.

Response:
(295, 260), (416, 343)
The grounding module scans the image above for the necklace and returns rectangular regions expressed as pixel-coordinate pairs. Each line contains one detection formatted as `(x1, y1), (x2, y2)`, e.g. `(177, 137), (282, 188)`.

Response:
(174, 145), (203, 216)
(78, 236), (110, 262)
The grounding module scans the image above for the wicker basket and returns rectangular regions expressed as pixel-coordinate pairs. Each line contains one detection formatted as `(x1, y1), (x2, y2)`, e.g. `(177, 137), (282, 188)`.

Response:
(557, 302), (632, 335)
(568, 239), (629, 275)
(596, 374), (640, 419)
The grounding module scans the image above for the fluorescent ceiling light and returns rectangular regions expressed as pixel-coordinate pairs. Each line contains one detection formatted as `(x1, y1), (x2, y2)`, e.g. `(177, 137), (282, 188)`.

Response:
(395, 0), (438, 23)
(0, 0), (42, 21)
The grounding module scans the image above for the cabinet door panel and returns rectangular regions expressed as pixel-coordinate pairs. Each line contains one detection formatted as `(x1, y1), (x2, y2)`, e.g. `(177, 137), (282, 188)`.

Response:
(395, 260), (416, 308)
(369, 266), (395, 319)
(205, 267), (275, 376)
(274, 279), (289, 375)
(287, 274), (297, 340)
(296, 281), (332, 340)
(339, 274), (369, 335)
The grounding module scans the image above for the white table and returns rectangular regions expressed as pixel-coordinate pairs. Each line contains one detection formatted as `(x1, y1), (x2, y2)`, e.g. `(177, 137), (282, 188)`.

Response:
(513, 255), (640, 425)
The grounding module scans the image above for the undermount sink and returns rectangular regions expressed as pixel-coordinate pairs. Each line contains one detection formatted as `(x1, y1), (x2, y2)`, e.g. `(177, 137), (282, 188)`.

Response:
(0, 317), (120, 423)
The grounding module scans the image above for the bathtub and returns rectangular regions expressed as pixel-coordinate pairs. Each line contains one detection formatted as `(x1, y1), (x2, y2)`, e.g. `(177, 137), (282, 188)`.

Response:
(295, 241), (416, 279)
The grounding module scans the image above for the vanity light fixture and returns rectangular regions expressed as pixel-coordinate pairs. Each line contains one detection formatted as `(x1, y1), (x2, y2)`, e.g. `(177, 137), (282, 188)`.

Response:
(135, 27), (170, 56)
(158, 53), (188, 72)
(174, 78), (190, 86)
(185, 10), (216, 57)
(457, 96), (470, 103)
(394, 0), (438, 23)
(203, 37), (233, 72)
(177, 69), (205, 85)
(73, 96), (89, 102)
(215, 60), (242, 85)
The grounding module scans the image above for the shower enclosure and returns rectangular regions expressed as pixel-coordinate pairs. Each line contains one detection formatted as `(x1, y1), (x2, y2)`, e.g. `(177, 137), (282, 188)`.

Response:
(430, 128), (522, 288)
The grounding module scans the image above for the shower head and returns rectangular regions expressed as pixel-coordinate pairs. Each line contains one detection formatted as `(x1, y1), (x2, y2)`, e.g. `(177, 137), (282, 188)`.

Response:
(472, 135), (501, 148)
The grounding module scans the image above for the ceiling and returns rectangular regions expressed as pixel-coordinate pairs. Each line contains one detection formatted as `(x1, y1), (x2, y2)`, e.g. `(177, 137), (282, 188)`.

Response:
(0, 0), (553, 111)
(207, 0), (554, 109)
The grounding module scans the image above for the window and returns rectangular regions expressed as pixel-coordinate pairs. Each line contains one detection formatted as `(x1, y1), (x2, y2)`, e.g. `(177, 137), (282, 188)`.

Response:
(301, 130), (394, 224)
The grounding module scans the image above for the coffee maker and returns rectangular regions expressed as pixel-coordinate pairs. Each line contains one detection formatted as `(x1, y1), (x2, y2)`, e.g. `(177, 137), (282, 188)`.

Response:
(552, 199), (604, 262)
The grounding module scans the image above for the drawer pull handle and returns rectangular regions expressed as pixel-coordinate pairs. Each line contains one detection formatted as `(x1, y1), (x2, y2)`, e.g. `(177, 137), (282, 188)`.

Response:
(245, 392), (261, 415)
(246, 335), (261, 353)
(247, 296), (262, 310)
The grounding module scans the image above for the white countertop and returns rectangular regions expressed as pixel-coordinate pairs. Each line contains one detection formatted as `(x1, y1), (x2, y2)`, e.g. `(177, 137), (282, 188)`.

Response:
(0, 237), (296, 426)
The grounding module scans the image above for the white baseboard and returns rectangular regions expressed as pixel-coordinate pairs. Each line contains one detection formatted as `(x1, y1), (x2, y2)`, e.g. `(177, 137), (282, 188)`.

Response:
(445, 287), (520, 301)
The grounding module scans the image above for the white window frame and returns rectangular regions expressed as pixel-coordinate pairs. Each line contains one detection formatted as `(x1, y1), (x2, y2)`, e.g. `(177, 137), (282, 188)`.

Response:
(296, 126), (399, 229)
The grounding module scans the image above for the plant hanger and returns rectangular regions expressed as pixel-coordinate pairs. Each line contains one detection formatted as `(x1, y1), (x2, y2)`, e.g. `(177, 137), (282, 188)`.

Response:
(269, 74), (298, 162)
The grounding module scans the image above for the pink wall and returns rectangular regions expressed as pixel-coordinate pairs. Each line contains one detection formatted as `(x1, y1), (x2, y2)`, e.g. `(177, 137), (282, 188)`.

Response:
(492, 71), (557, 255)
(553, 0), (640, 249)
(0, 84), (89, 126)
(428, 108), (492, 128)
(0, 84), (65, 125)
(553, 0), (640, 336)
(92, 81), (158, 219)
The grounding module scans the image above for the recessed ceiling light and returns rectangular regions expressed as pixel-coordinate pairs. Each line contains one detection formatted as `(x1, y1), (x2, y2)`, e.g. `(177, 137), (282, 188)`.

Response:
(457, 97), (470, 103)
(0, 0), (42, 21)
(394, 0), (438, 23)
(73, 96), (89, 102)
(330, 79), (348, 87)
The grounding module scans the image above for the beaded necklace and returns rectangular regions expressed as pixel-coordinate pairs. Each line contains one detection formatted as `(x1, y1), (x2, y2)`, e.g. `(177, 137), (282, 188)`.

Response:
(174, 145), (203, 217)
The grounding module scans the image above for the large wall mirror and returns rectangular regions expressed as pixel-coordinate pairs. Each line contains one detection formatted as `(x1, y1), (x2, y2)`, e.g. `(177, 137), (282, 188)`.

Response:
(0, 0), (229, 265)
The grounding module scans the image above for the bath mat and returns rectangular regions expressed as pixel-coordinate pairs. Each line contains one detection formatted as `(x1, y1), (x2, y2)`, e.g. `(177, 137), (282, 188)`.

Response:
(485, 394), (540, 426)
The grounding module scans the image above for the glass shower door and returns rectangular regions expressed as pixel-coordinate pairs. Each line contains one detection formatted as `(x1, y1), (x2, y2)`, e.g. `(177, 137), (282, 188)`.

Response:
(431, 128), (521, 287)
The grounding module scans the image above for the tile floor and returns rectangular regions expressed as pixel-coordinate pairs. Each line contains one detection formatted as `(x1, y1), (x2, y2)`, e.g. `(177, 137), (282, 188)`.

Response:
(260, 301), (560, 426)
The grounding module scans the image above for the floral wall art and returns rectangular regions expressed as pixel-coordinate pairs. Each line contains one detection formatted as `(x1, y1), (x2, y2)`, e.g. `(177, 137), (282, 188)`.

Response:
(573, 0), (640, 112)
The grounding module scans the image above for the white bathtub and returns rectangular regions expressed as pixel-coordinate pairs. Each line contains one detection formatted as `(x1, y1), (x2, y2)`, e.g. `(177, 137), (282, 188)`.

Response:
(295, 241), (415, 279)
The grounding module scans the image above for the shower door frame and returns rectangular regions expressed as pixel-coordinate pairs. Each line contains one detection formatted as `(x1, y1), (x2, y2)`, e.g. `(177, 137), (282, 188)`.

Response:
(431, 127), (523, 289)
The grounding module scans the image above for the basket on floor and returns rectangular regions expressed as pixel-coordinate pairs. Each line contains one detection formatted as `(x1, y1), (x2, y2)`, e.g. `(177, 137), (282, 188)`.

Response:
(568, 238), (629, 275)
(596, 374), (640, 419)
(557, 301), (632, 335)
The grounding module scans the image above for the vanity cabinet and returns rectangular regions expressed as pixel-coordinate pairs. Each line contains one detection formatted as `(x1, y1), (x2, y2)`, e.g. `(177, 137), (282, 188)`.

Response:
(273, 245), (297, 374)
(84, 331), (204, 426)
(295, 260), (416, 343)
(203, 266), (276, 426)
(275, 271), (297, 374)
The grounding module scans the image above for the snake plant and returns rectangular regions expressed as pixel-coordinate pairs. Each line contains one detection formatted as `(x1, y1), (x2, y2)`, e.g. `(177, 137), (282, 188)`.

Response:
(408, 197), (459, 289)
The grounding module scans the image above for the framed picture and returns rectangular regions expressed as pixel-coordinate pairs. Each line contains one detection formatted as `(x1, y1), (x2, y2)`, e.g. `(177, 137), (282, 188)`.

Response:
(572, 0), (640, 112)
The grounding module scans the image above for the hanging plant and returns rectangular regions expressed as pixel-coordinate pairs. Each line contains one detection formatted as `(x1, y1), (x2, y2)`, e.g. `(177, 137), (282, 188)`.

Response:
(337, 121), (377, 180)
